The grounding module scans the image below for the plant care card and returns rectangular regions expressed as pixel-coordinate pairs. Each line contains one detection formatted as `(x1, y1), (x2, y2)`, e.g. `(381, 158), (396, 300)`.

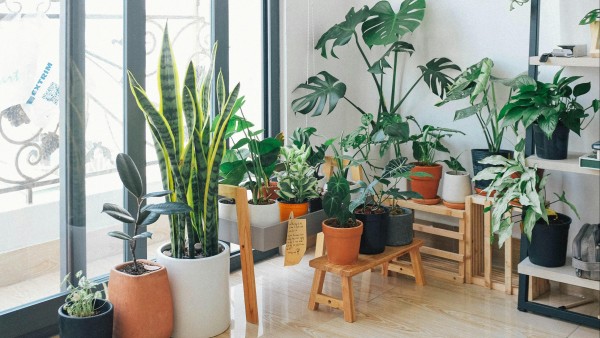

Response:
(284, 213), (307, 266)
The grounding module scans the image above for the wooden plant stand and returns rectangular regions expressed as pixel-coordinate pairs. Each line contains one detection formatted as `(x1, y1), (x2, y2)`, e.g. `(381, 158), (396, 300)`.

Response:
(307, 239), (425, 323)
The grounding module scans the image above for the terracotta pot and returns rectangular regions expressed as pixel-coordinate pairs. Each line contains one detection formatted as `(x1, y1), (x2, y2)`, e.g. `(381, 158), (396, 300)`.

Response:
(278, 200), (309, 221)
(410, 164), (443, 199)
(261, 181), (280, 200)
(109, 260), (173, 338)
(322, 219), (363, 265)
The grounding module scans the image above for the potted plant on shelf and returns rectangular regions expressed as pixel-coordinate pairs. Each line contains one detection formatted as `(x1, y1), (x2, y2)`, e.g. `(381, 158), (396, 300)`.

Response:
(436, 58), (530, 192)
(219, 113), (283, 226)
(500, 68), (599, 160)
(580, 8), (599, 57)
(441, 155), (472, 210)
(128, 26), (242, 337)
(102, 153), (191, 338)
(407, 116), (465, 204)
(276, 144), (320, 221)
(321, 142), (363, 265)
(474, 151), (580, 267)
(58, 271), (113, 338)
(292, 0), (459, 157)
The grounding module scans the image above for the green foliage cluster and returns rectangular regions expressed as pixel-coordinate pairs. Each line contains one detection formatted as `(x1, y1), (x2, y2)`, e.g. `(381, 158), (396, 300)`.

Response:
(62, 271), (106, 318)
(276, 145), (320, 203)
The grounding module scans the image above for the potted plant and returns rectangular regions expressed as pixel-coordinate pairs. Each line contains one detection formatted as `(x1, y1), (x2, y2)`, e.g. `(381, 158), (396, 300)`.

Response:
(407, 116), (465, 204)
(321, 142), (363, 265)
(276, 144), (320, 221)
(102, 153), (191, 338)
(58, 271), (113, 338)
(292, 0), (459, 158)
(128, 26), (242, 337)
(220, 113), (283, 226)
(500, 68), (599, 160)
(436, 58), (530, 192)
(474, 151), (580, 267)
(441, 155), (472, 210)
(580, 8), (599, 57)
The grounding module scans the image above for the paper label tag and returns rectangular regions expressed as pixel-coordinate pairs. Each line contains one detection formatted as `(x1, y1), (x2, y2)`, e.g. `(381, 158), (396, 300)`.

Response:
(284, 213), (307, 266)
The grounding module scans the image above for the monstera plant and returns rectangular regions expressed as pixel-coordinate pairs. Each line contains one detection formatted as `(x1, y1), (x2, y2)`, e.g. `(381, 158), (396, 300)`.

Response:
(292, 0), (459, 153)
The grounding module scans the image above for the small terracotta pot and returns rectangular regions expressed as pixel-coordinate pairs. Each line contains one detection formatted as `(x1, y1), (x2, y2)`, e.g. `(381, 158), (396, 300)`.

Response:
(278, 200), (309, 221)
(109, 260), (173, 338)
(410, 164), (443, 199)
(261, 181), (280, 200)
(322, 219), (363, 265)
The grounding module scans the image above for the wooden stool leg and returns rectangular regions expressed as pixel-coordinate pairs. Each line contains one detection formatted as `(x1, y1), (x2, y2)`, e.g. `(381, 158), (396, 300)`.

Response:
(381, 261), (389, 277)
(409, 248), (426, 286)
(341, 276), (355, 322)
(308, 269), (326, 311)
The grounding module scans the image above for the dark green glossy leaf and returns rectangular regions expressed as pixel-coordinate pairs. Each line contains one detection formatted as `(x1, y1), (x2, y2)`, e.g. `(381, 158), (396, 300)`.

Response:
(579, 9), (599, 25)
(133, 231), (153, 240)
(361, 0), (426, 47)
(116, 153), (144, 198)
(573, 82), (591, 97)
(138, 211), (161, 226)
(381, 157), (413, 178)
(315, 6), (370, 58)
(292, 71), (346, 116)
(102, 203), (135, 224)
(108, 230), (133, 241)
(142, 190), (172, 199)
(537, 114), (559, 138)
(144, 202), (192, 215)
(418, 58), (461, 99)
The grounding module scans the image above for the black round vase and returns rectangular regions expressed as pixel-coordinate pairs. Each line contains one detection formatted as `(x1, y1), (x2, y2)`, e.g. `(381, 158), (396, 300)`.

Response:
(471, 149), (513, 191)
(386, 208), (413, 246)
(532, 123), (569, 160)
(308, 197), (323, 212)
(528, 213), (572, 267)
(58, 299), (114, 338)
(355, 207), (389, 254)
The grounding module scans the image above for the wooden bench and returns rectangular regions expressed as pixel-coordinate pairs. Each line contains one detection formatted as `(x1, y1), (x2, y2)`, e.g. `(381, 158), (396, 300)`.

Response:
(307, 239), (425, 322)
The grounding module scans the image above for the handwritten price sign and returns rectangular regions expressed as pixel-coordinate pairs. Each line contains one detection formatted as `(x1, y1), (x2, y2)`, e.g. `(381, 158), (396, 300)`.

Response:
(284, 213), (307, 266)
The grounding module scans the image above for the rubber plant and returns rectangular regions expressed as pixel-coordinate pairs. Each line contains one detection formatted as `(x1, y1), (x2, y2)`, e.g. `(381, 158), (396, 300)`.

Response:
(128, 26), (244, 258)
(292, 0), (459, 155)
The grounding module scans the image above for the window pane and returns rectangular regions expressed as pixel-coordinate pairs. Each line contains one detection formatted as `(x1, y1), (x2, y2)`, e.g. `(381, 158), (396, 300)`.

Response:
(0, 2), (61, 312)
(144, 0), (212, 260)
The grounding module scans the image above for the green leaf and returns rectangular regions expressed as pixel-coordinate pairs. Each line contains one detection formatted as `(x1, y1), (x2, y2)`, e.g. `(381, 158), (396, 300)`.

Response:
(292, 71), (347, 117)
(142, 190), (172, 199)
(573, 82), (591, 97)
(315, 6), (370, 58)
(144, 202), (192, 215)
(108, 231), (133, 241)
(138, 211), (161, 226)
(443, 156), (466, 172)
(555, 192), (580, 219)
(133, 231), (153, 240)
(116, 153), (144, 198)
(470, 58), (493, 104)
(102, 203), (135, 224)
(579, 9), (600, 25)
(418, 58), (461, 98)
(537, 114), (559, 138)
(387, 190), (422, 200)
(361, 0), (426, 47)
(454, 101), (485, 121)
(381, 157), (413, 179)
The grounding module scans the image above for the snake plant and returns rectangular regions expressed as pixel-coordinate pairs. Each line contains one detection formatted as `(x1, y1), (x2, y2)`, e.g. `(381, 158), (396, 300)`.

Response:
(128, 25), (244, 258)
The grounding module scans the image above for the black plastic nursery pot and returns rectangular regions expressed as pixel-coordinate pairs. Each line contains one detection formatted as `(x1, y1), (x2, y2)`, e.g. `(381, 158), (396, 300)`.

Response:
(471, 148), (513, 192)
(355, 206), (389, 254)
(528, 213), (572, 268)
(532, 122), (569, 160)
(308, 196), (323, 212)
(386, 208), (414, 246)
(58, 299), (114, 338)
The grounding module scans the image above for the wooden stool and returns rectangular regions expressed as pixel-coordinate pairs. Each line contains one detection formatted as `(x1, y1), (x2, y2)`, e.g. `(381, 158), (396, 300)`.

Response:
(307, 239), (425, 322)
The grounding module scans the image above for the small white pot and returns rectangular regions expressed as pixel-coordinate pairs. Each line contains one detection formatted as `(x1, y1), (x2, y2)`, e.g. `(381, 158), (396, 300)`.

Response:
(156, 242), (230, 338)
(248, 200), (280, 227)
(218, 198), (237, 221)
(441, 171), (472, 204)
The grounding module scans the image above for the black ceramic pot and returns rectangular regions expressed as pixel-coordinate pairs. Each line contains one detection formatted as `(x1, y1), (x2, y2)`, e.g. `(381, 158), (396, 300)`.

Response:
(308, 197), (323, 212)
(386, 208), (414, 246)
(58, 299), (114, 338)
(471, 149), (513, 192)
(355, 206), (389, 254)
(532, 123), (569, 160)
(528, 213), (572, 267)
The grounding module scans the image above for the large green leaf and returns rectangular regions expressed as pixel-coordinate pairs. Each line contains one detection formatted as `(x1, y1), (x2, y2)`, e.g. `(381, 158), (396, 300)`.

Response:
(381, 157), (413, 179)
(315, 6), (370, 58)
(158, 25), (182, 155)
(102, 203), (135, 224)
(369, 41), (415, 75)
(116, 153), (144, 198)
(108, 231), (133, 241)
(144, 202), (192, 215)
(361, 0), (426, 47)
(537, 113), (559, 138)
(418, 58), (460, 99)
(292, 71), (347, 116)
(470, 58), (493, 104)
(580, 9), (600, 25)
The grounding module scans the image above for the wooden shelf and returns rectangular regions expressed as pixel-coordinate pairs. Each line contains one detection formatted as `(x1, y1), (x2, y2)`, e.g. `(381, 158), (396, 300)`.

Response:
(529, 56), (600, 68)
(526, 153), (599, 176)
(518, 257), (600, 291)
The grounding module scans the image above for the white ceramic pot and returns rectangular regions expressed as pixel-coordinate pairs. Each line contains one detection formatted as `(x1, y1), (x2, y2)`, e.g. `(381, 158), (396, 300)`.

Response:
(441, 171), (472, 204)
(218, 198), (237, 221)
(248, 200), (280, 227)
(156, 242), (230, 338)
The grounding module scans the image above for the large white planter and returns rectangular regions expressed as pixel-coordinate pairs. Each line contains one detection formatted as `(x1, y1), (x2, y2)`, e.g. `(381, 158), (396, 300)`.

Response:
(441, 171), (472, 205)
(156, 242), (230, 338)
(248, 200), (280, 227)
(218, 199), (237, 221)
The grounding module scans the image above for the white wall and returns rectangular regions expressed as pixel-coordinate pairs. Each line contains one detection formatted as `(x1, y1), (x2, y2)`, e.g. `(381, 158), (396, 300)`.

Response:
(281, 1), (599, 238)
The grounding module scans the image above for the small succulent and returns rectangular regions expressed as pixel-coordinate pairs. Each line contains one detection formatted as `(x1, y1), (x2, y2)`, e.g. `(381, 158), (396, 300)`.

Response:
(62, 271), (106, 318)
(102, 153), (192, 274)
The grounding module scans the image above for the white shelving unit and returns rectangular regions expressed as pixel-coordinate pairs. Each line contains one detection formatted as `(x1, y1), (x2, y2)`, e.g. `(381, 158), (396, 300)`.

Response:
(518, 258), (600, 291)
(526, 153), (599, 176)
(529, 56), (600, 68)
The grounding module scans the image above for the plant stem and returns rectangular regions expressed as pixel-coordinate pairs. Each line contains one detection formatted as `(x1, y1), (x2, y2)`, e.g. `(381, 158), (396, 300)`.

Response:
(353, 32), (388, 113)
(392, 75), (424, 114)
(391, 52), (398, 110)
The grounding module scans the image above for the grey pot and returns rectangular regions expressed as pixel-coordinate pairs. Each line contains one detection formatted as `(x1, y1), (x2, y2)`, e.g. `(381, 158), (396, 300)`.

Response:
(386, 207), (414, 246)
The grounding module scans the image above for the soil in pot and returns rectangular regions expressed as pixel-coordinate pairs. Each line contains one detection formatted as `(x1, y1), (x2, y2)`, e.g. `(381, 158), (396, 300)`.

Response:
(472, 149), (513, 193)
(58, 299), (113, 338)
(278, 200), (309, 221)
(355, 206), (389, 254)
(386, 207), (413, 246)
(322, 219), (363, 265)
(528, 213), (572, 267)
(410, 164), (442, 200)
(532, 122), (569, 160)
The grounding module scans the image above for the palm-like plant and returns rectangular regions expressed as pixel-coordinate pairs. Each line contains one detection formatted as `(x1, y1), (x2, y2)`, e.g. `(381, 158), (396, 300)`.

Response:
(128, 26), (244, 258)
